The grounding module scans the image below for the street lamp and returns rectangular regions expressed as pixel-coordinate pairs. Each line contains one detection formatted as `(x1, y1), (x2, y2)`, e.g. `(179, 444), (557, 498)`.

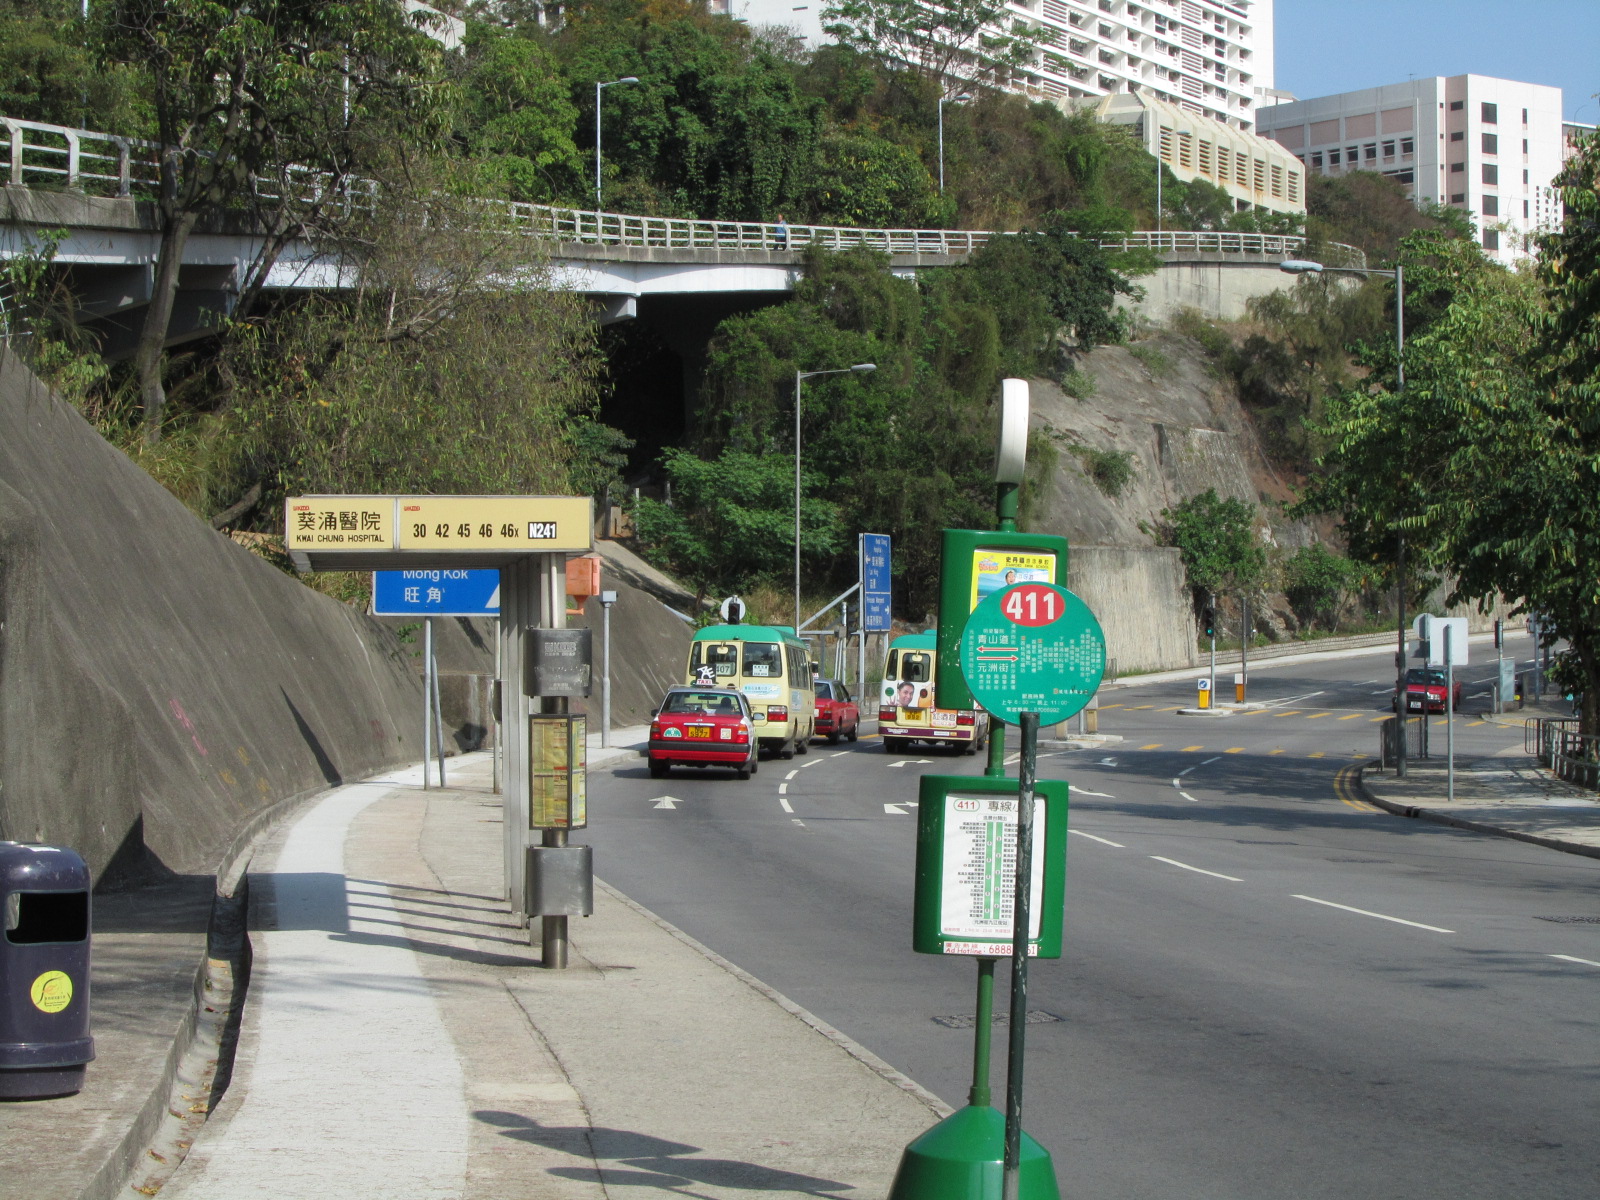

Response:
(1280, 256), (1407, 772)
(795, 363), (877, 629)
(938, 93), (972, 195)
(595, 76), (640, 210)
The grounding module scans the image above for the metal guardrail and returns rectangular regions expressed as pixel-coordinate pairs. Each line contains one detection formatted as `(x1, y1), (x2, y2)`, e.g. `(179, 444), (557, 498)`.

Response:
(3, 115), (1366, 265)
(1526, 717), (1598, 790)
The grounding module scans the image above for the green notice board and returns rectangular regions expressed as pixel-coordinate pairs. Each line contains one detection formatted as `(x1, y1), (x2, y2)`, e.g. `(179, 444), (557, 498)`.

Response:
(959, 583), (1106, 726)
(935, 529), (1069, 711)
(913, 774), (1068, 958)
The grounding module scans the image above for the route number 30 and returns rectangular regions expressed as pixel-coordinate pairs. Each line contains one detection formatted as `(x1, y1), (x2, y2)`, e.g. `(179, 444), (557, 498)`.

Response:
(1001, 584), (1061, 627)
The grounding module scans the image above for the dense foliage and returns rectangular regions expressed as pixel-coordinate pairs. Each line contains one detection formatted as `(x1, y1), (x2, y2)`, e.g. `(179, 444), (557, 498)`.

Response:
(1161, 488), (1267, 601)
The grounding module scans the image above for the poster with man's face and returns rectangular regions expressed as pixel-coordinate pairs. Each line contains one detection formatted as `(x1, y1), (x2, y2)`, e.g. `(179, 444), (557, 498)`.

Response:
(971, 550), (1056, 609)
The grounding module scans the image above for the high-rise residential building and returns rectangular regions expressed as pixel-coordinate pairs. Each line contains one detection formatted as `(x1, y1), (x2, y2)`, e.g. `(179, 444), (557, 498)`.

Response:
(722, 0), (1276, 133)
(1257, 75), (1565, 262)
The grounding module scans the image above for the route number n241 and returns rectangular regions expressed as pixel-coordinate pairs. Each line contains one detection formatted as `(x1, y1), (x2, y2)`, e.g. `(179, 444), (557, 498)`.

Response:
(1002, 584), (1060, 627)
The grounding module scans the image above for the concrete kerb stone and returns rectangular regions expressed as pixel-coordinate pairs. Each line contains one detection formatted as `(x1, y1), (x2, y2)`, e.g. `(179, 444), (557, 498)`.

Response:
(1354, 762), (1600, 862)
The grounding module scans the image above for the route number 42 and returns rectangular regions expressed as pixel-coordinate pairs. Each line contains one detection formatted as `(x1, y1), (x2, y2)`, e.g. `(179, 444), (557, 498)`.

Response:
(1002, 584), (1061, 627)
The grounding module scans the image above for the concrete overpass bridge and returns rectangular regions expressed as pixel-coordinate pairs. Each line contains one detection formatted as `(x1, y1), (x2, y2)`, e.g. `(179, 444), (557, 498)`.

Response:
(3, 114), (1360, 354)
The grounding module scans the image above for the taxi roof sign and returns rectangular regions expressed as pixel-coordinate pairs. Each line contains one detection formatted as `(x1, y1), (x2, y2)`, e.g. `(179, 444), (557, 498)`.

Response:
(285, 494), (592, 571)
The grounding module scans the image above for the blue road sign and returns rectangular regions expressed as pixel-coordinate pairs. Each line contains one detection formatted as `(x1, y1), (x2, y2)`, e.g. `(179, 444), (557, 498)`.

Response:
(860, 533), (892, 632)
(373, 569), (501, 616)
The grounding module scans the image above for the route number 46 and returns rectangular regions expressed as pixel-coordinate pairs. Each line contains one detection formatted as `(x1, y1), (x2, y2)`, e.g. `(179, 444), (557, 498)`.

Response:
(1002, 584), (1060, 627)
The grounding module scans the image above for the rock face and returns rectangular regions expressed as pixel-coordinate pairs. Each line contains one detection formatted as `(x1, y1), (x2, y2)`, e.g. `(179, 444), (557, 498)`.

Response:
(0, 349), (421, 884)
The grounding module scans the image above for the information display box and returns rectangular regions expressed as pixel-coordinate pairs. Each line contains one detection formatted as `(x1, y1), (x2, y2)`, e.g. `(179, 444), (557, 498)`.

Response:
(935, 529), (1070, 711)
(913, 774), (1068, 958)
(530, 713), (588, 829)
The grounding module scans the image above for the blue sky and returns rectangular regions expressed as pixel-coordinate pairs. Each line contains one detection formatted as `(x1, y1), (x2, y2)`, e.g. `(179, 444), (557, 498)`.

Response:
(1274, 1), (1600, 122)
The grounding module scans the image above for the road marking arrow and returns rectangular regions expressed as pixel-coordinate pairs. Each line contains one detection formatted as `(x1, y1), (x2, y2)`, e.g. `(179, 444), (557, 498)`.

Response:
(649, 796), (681, 810)
(888, 759), (934, 768)
(1098, 757), (1118, 766)
(884, 803), (913, 815)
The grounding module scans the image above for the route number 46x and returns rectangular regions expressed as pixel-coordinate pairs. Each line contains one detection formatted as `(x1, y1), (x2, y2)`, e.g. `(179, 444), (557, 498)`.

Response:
(1002, 584), (1061, 627)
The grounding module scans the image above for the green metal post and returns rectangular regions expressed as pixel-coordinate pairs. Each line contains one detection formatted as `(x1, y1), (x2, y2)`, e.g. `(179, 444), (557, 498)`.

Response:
(968, 959), (996, 1107)
(986, 481), (1020, 778)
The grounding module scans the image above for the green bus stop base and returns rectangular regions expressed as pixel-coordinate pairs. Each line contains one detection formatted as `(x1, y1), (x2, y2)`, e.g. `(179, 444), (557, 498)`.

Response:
(887, 1105), (1060, 1200)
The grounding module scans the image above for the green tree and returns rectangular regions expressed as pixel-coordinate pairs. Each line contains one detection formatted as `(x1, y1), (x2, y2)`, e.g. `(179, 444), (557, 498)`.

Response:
(0, 0), (147, 129)
(632, 447), (846, 602)
(820, 0), (1044, 91)
(458, 29), (584, 202)
(1162, 488), (1266, 600)
(1284, 543), (1354, 631)
(100, 0), (451, 442)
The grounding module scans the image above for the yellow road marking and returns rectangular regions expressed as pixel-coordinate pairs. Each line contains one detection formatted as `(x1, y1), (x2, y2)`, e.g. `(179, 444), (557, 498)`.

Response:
(1268, 749), (1285, 756)
(1158, 706), (1183, 712)
(1140, 743), (1163, 750)
(1303, 713), (1331, 720)
(1334, 764), (1380, 812)
(1181, 745), (1203, 752)
(1338, 714), (1364, 720)
(1468, 720), (1485, 727)
(1224, 747), (1245, 753)
(1308, 751), (1325, 758)
(1131, 705), (1155, 710)
(1369, 717), (1389, 722)
(1273, 711), (1303, 717)
(1100, 703), (1124, 709)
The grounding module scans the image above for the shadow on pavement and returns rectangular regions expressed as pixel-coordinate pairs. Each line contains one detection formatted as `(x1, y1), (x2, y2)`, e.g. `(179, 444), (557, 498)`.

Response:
(476, 1111), (856, 1195)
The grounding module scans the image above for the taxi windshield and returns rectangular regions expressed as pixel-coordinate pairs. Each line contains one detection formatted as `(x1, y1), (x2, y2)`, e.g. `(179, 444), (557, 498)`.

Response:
(1406, 668), (1447, 685)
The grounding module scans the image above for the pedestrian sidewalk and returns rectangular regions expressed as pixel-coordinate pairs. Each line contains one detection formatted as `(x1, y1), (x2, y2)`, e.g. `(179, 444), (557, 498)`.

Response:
(1360, 739), (1600, 860)
(146, 748), (942, 1198)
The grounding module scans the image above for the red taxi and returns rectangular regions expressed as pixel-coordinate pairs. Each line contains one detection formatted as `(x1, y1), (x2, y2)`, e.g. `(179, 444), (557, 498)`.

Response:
(648, 687), (759, 780)
(1395, 667), (1464, 714)
(812, 679), (860, 744)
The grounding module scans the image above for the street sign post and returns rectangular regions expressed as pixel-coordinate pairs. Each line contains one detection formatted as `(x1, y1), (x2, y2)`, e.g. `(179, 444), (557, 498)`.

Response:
(958, 584), (1106, 726)
(860, 534), (892, 631)
(372, 569), (501, 616)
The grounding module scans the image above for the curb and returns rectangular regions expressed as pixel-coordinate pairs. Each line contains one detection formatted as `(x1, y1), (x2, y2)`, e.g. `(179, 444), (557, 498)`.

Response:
(1354, 763), (1600, 861)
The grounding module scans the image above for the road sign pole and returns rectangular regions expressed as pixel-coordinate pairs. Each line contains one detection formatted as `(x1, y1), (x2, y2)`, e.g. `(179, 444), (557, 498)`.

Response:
(1003, 711), (1040, 1200)
(432, 624), (447, 788)
(967, 958), (996, 1107)
(1446, 624), (1455, 802)
(423, 616), (434, 791)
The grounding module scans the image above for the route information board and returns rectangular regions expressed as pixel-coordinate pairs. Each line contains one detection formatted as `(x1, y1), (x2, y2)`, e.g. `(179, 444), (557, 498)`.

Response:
(959, 582), (1106, 726)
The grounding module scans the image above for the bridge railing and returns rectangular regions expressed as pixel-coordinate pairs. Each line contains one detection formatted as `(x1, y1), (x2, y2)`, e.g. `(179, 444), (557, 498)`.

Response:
(4, 114), (1361, 267)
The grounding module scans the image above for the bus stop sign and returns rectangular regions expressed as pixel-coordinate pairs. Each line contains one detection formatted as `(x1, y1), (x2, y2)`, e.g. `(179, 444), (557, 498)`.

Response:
(958, 583), (1105, 726)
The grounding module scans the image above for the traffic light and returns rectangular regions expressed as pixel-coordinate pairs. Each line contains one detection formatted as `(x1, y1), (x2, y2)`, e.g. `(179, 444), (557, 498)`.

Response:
(1202, 608), (1216, 639)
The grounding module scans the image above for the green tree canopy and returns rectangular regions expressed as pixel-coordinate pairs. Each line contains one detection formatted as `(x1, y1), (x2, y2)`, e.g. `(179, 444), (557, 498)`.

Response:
(1162, 488), (1267, 599)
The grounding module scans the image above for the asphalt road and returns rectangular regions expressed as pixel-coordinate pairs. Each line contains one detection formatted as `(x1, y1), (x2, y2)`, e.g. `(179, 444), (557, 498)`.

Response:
(584, 634), (1600, 1198)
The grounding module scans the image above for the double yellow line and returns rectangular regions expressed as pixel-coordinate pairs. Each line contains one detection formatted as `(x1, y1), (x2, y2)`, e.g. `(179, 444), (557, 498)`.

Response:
(1334, 764), (1381, 813)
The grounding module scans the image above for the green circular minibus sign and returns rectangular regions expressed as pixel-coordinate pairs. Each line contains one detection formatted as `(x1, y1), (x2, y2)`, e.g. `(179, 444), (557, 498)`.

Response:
(958, 582), (1106, 725)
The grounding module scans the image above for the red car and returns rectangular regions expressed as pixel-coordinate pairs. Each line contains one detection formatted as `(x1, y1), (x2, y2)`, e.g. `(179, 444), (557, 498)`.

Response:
(648, 687), (759, 779)
(1396, 667), (1464, 714)
(812, 679), (860, 744)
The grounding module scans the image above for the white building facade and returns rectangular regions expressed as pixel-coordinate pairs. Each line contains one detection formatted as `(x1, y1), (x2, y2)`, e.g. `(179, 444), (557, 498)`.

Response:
(726, 0), (1275, 132)
(1257, 75), (1565, 262)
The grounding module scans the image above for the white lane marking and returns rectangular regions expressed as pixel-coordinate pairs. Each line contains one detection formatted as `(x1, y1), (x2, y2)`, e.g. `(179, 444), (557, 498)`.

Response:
(1171, 777), (1183, 787)
(785, 769), (799, 780)
(1098, 757), (1119, 766)
(889, 759), (934, 768)
(779, 796), (794, 813)
(1178, 791), (1199, 803)
(649, 795), (681, 810)
(1549, 954), (1600, 969)
(1201, 756), (1221, 765)
(1292, 894), (1454, 933)
(885, 802), (913, 815)
(1072, 788), (1115, 797)
(800, 760), (821, 768)
(1264, 690), (1325, 709)
(1005, 754), (1021, 766)
(1070, 830), (1125, 848)
(831, 751), (850, 758)
(1150, 856), (1242, 881)
(792, 818), (806, 827)
(778, 784), (788, 795)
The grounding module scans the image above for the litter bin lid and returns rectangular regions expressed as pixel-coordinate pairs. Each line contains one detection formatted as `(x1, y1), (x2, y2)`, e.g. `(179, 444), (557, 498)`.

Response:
(0, 842), (91, 891)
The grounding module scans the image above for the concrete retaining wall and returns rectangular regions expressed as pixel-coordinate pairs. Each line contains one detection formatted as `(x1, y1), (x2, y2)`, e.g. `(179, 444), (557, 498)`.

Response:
(1125, 256), (1303, 323)
(1066, 546), (1196, 675)
(0, 348), (422, 884)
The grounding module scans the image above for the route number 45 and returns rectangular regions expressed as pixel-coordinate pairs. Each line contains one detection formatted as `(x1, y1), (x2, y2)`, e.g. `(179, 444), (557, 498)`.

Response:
(1002, 584), (1061, 627)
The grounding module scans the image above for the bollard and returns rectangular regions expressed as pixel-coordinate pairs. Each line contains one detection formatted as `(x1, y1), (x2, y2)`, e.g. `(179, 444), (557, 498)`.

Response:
(1234, 672), (1246, 704)
(1196, 678), (1212, 710)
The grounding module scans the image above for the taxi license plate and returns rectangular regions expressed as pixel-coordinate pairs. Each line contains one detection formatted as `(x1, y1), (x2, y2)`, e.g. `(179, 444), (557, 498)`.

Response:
(687, 726), (712, 739)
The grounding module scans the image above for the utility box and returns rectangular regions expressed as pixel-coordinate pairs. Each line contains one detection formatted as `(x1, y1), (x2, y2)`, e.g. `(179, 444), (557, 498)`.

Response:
(1, 843), (94, 1099)
(525, 628), (593, 698)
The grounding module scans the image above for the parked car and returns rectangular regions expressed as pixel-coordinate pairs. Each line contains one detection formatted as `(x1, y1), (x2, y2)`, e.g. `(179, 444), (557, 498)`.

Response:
(1395, 667), (1464, 714)
(812, 679), (860, 744)
(648, 687), (759, 779)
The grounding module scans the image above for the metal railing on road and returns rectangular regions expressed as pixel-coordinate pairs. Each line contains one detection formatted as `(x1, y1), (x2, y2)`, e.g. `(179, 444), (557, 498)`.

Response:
(4, 114), (1361, 265)
(1527, 717), (1599, 791)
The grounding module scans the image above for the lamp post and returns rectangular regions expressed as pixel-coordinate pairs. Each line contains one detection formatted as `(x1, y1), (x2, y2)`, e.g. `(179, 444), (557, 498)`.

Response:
(595, 76), (639, 210)
(1281, 256), (1407, 772)
(795, 364), (877, 629)
(937, 92), (972, 195)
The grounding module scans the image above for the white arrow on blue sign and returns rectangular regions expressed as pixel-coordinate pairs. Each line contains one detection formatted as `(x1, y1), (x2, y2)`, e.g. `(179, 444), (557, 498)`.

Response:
(373, 569), (501, 616)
